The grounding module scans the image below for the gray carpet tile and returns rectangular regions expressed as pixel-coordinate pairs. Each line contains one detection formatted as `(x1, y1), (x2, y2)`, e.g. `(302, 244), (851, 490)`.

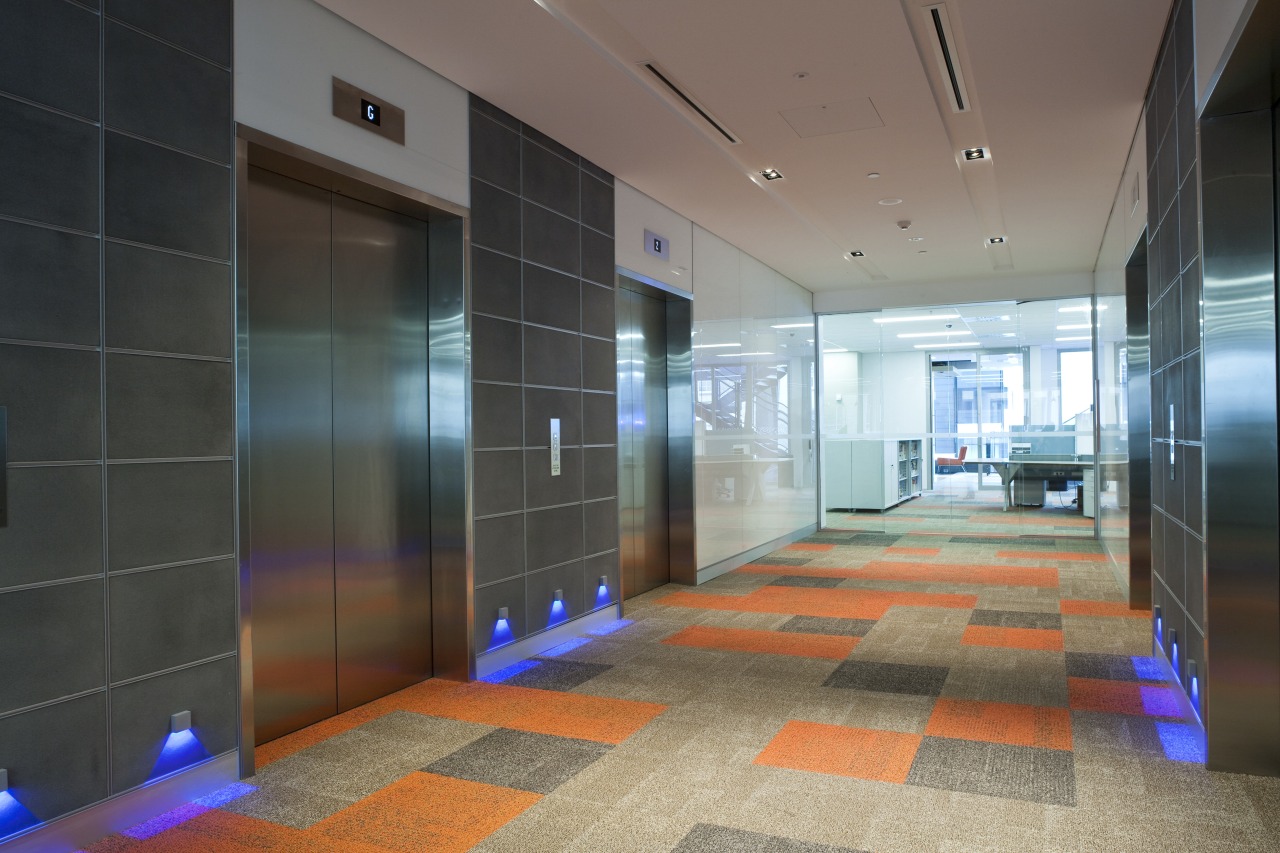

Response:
(847, 534), (901, 547)
(823, 660), (950, 696)
(949, 536), (1055, 547)
(767, 575), (845, 589)
(751, 556), (814, 566)
(970, 608), (1064, 630)
(502, 658), (614, 691)
(424, 728), (611, 794)
(1064, 651), (1140, 681)
(672, 823), (867, 853)
(779, 616), (878, 637)
(906, 736), (1076, 806)
(800, 533), (856, 543)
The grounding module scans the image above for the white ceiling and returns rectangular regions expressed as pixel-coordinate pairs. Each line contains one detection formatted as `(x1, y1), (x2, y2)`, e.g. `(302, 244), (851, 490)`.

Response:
(316, 0), (1170, 295)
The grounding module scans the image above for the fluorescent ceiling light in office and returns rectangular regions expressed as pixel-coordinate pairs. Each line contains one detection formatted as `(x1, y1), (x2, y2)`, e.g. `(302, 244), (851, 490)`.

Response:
(771, 323), (812, 329)
(823, 347), (850, 353)
(718, 351), (774, 357)
(1056, 335), (1091, 342)
(897, 330), (974, 339)
(1058, 304), (1107, 313)
(873, 313), (960, 324)
(692, 342), (740, 349)
(915, 342), (970, 349)
(1056, 323), (1092, 330)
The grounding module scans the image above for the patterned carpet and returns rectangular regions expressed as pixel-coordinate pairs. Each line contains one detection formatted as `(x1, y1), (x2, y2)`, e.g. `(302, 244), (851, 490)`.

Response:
(83, 531), (1280, 852)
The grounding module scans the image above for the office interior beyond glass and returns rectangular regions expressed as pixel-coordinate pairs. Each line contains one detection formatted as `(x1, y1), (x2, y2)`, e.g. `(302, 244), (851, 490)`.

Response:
(819, 298), (1127, 540)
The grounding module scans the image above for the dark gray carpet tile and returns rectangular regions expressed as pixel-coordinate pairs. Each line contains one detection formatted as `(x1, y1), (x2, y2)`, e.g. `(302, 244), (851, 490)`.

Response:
(767, 575), (845, 589)
(750, 556), (814, 567)
(1064, 652), (1140, 681)
(948, 536), (1054, 547)
(799, 534), (855, 544)
(424, 728), (610, 794)
(970, 609), (1063, 630)
(848, 534), (901, 547)
(503, 658), (613, 691)
(823, 660), (949, 697)
(672, 823), (866, 853)
(779, 616), (878, 638)
(905, 736), (1076, 806)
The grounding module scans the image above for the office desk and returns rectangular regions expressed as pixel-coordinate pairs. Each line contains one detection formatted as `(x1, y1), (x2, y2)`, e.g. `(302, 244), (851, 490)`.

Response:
(970, 457), (1096, 511)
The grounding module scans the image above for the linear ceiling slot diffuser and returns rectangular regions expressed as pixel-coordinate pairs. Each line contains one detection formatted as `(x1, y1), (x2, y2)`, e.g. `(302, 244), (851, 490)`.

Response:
(925, 4), (970, 112)
(642, 62), (741, 144)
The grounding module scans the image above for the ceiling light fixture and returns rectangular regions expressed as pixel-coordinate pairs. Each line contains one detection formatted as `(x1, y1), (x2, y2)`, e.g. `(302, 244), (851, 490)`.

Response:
(718, 351), (774, 357)
(878, 198), (903, 206)
(823, 347), (850, 353)
(963, 147), (986, 160)
(987, 236), (1006, 244)
(691, 342), (741, 349)
(1058, 304), (1107, 313)
(866, 171), (881, 179)
(914, 342), (971, 349)
(1055, 336), (1091, 342)
(897, 330), (975, 339)
(771, 323), (812, 329)
(850, 250), (865, 257)
(1056, 323), (1092, 331)
(907, 236), (924, 242)
(760, 168), (783, 181)
(872, 312), (960, 324)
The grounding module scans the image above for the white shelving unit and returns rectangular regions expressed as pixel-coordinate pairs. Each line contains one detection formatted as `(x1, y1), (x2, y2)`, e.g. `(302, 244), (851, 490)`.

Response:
(824, 438), (923, 511)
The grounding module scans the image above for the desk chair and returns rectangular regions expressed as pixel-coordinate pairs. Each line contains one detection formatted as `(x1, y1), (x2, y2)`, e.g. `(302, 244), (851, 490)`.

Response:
(934, 445), (967, 474)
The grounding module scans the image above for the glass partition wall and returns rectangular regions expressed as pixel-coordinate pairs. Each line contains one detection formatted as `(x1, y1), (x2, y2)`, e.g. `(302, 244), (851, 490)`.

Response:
(819, 298), (1107, 538)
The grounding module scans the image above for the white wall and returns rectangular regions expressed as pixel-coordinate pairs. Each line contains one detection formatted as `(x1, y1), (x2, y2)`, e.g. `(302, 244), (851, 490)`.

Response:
(813, 271), (1094, 314)
(235, 0), (469, 207)
(614, 182), (695, 291)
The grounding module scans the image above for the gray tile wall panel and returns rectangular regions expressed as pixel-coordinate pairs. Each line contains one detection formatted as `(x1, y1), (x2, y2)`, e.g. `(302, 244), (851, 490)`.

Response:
(471, 97), (519, 131)
(109, 655), (238, 793)
(525, 447), (582, 509)
(473, 513), (526, 586)
(526, 504), (584, 571)
(470, 114), (521, 194)
(104, 131), (230, 259)
(582, 392), (617, 446)
(474, 576), (526, 651)
(0, 343), (101, 463)
(0, 465), (103, 589)
(523, 263), (580, 333)
(581, 281), (615, 340)
(472, 315), (523, 384)
(104, 22), (231, 163)
(584, 551), (619, 607)
(472, 247), (521, 321)
(581, 337), (617, 392)
(105, 242), (232, 358)
(0, 219), (100, 347)
(523, 126), (577, 165)
(522, 202), (579, 276)
(0, 579), (104, 715)
(106, 460), (234, 571)
(471, 179), (521, 257)
(584, 499), (618, 557)
(106, 353), (234, 460)
(0, 693), (108, 821)
(104, 0), (231, 66)
(473, 450), (525, 517)
(580, 158), (611, 184)
(0, 97), (99, 232)
(524, 387), (580, 447)
(1184, 526), (1204, 627)
(583, 446), (618, 501)
(526, 560), (585, 632)
(524, 324), (581, 389)
(473, 382), (525, 449)
(109, 559), (236, 682)
(522, 138), (579, 220)
(581, 226), (614, 287)
(580, 175), (614, 236)
(0, 0), (99, 119)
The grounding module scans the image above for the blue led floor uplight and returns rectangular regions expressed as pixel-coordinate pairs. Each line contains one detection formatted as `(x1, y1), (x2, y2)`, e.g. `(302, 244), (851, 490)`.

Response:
(0, 790), (40, 840)
(1131, 655), (1166, 681)
(587, 618), (633, 636)
(481, 659), (541, 683)
(489, 616), (514, 651)
(542, 637), (592, 657)
(595, 583), (611, 608)
(548, 598), (568, 627)
(1156, 722), (1206, 763)
(148, 729), (212, 781)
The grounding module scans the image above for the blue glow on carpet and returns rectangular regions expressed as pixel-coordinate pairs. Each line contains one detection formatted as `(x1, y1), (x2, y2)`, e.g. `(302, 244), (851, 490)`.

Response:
(481, 659), (541, 683)
(542, 637), (592, 657)
(123, 803), (209, 839)
(489, 617), (514, 650)
(194, 781), (257, 809)
(148, 730), (212, 781)
(1131, 655), (1165, 681)
(0, 791), (41, 840)
(587, 619), (633, 636)
(1156, 722), (1206, 763)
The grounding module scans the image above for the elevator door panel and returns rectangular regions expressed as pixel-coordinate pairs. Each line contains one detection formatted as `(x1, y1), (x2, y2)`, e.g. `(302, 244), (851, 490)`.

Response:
(246, 167), (338, 743)
(331, 195), (432, 711)
(619, 288), (670, 598)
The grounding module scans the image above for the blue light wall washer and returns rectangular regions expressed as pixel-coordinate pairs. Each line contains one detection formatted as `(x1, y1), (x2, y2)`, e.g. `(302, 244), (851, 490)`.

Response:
(170, 710), (192, 734)
(0, 768), (7, 792)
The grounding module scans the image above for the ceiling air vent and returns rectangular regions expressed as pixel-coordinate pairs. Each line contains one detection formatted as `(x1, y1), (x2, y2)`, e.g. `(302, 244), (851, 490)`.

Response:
(925, 4), (970, 113)
(642, 62), (741, 144)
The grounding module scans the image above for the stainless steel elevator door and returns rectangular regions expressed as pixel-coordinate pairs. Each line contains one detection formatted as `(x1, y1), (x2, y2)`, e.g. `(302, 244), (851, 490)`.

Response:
(618, 287), (670, 597)
(246, 167), (432, 745)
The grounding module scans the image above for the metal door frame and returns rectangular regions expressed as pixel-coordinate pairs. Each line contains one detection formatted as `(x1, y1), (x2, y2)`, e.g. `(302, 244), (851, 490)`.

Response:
(234, 126), (470, 777)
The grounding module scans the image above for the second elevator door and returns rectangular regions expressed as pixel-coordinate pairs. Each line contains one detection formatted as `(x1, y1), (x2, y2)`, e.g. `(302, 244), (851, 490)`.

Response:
(247, 166), (432, 745)
(618, 286), (670, 598)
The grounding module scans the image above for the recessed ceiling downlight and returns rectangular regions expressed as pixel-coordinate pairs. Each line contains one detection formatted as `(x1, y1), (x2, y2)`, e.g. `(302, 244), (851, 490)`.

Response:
(987, 236), (1006, 245)
(963, 147), (987, 160)
(850, 250), (865, 257)
(760, 168), (783, 181)
(878, 198), (903, 206)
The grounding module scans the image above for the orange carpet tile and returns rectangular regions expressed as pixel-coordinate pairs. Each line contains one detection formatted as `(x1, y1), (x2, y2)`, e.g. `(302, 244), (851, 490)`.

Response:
(662, 625), (858, 660)
(1067, 677), (1182, 717)
(754, 720), (921, 784)
(853, 560), (1059, 588)
(1059, 599), (1150, 618)
(785, 542), (835, 552)
(885, 546), (941, 556)
(659, 586), (977, 620)
(386, 680), (666, 744)
(961, 625), (1065, 652)
(313, 772), (540, 853)
(997, 550), (1107, 562)
(925, 698), (1073, 751)
(967, 514), (1093, 528)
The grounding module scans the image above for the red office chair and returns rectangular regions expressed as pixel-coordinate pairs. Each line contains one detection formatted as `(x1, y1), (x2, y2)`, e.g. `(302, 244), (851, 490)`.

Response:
(935, 445), (968, 474)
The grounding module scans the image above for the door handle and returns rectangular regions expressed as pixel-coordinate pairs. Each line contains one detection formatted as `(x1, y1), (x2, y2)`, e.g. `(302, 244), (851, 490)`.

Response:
(1, 406), (8, 528)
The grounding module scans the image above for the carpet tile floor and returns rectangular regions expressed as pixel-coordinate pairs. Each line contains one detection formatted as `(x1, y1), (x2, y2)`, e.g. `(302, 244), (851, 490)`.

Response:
(81, 527), (1280, 852)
